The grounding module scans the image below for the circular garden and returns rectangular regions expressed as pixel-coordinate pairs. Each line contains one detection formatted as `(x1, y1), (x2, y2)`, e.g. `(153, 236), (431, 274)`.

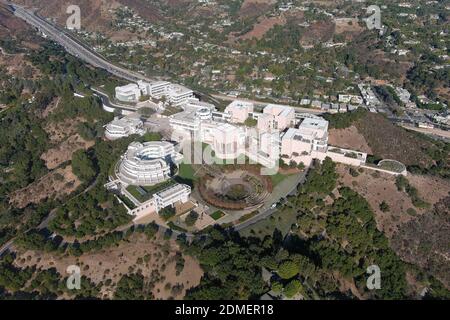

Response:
(197, 165), (273, 211)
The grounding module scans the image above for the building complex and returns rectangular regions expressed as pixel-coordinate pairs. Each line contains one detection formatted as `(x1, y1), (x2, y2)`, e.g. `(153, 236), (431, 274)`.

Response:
(109, 89), (369, 222)
(169, 100), (367, 170)
(116, 80), (194, 106)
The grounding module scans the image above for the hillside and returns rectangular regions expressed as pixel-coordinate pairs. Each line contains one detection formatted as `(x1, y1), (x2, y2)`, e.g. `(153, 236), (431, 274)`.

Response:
(355, 112), (434, 167)
(337, 164), (450, 288)
(0, 6), (203, 300)
(12, 0), (162, 33)
(327, 110), (445, 170)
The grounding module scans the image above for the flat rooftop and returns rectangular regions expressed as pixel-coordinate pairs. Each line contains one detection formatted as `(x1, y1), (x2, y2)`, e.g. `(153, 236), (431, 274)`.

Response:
(155, 183), (189, 199)
(168, 84), (193, 95)
(108, 117), (142, 128)
(299, 117), (328, 131)
(264, 104), (294, 117)
(226, 100), (254, 110)
(170, 110), (198, 122)
(117, 83), (139, 91)
(149, 80), (170, 87)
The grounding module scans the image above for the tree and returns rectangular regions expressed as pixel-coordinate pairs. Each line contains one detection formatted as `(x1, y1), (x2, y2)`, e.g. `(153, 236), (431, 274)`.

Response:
(185, 211), (199, 226)
(277, 260), (299, 279)
(114, 274), (147, 300)
(291, 254), (315, 278)
(284, 279), (303, 298)
(271, 281), (283, 293)
(71, 150), (96, 182)
(160, 206), (176, 221)
(289, 160), (297, 168)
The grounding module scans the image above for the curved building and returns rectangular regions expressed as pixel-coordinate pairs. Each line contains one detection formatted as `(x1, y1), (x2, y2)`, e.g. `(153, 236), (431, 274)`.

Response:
(105, 117), (144, 140)
(117, 141), (182, 186)
(196, 107), (212, 121)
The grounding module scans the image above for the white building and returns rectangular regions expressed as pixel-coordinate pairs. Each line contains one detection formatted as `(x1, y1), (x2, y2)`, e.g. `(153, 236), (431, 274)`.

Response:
(169, 99), (367, 171)
(358, 84), (381, 106)
(169, 104), (281, 168)
(207, 123), (246, 160)
(224, 100), (254, 123)
(257, 104), (295, 132)
(117, 141), (183, 186)
(138, 80), (171, 98)
(105, 116), (145, 140)
(169, 110), (202, 140)
(281, 116), (366, 167)
(339, 94), (363, 105)
(281, 117), (329, 162)
(185, 98), (216, 112)
(126, 182), (191, 218)
(115, 83), (142, 102)
(153, 183), (191, 212)
(167, 84), (194, 106)
(117, 81), (193, 107)
(394, 87), (412, 104)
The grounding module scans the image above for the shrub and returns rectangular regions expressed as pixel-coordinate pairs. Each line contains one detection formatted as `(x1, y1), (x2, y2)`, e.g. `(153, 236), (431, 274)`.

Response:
(379, 201), (390, 212)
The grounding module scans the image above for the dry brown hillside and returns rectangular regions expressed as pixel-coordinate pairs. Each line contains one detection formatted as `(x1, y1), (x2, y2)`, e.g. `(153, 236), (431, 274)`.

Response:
(0, 3), (28, 34)
(14, 232), (204, 299)
(329, 112), (435, 168)
(239, 0), (277, 18)
(12, 0), (161, 33)
(354, 113), (434, 167)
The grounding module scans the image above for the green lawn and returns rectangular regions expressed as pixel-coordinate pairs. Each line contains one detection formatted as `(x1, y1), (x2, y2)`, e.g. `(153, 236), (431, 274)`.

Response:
(126, 179), (177, 203)
(126, 185), (151, 203)
(270, 173), (290, 186)
(177, 163), (197, 183)
(210, 210), (225, 220)
(142, 179), (177, 195)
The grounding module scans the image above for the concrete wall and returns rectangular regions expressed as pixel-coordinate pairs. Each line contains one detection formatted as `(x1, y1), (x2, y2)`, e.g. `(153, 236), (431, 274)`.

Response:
(130, 199), (157, 219)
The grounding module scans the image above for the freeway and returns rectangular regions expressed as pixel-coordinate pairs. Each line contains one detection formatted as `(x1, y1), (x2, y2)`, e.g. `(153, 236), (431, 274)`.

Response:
(9, 2), (153, 83)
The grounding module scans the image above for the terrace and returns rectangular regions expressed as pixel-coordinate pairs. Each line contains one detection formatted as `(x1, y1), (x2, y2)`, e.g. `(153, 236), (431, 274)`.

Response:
(125, 179), (178, 204)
